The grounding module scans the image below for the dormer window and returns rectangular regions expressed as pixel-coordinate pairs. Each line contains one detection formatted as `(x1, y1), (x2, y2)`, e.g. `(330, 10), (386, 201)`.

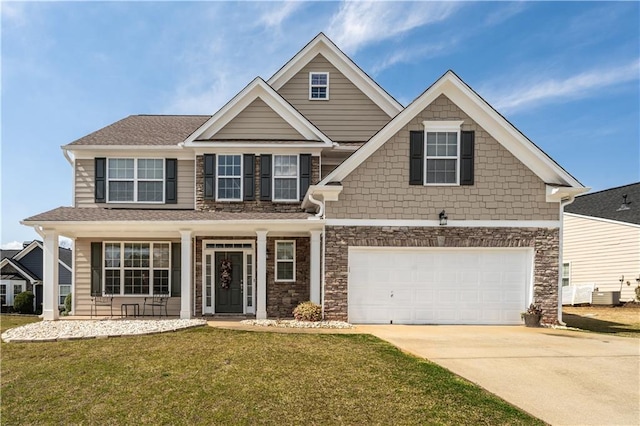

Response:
(309, 72), (329, 100)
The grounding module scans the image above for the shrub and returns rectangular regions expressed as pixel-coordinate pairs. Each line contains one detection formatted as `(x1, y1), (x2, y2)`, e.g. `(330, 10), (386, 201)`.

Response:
(13, 291), (35, 314)
(293, 301), (322, 322)
(635, 286), (640, 302)
(64, 293), (72, 314)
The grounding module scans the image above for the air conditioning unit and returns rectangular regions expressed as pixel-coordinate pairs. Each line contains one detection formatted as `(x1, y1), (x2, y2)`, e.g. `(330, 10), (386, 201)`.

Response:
(591, 291), (621, 305)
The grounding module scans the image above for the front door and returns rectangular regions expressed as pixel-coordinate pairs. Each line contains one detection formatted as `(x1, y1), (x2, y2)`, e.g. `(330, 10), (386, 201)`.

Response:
(214, 251), (243, 313)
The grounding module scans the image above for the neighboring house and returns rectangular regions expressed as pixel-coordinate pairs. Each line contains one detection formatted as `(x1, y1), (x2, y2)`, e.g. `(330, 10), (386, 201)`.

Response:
(0, 241), (72, 312)
(22, 33), (585, 325)
(563, 182), (640, 302)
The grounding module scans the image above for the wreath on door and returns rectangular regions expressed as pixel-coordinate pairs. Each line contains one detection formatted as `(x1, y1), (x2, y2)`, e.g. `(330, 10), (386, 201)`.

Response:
(220, 259), (232, 289)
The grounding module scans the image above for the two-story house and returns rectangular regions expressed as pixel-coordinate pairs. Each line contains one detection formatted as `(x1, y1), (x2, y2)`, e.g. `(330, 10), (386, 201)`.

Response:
(22, 33), (586, 325)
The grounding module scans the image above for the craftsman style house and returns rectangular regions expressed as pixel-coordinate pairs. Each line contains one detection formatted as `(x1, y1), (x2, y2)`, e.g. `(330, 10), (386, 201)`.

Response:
(23, 33), (586, 325)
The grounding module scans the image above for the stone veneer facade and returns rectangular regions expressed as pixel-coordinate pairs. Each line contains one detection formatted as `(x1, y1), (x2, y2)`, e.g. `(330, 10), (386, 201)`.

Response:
(323, 226), (560, 325)
(194, 236), (310, 318)
(325, 94), (559, 221)
(195, 155), (320, 213)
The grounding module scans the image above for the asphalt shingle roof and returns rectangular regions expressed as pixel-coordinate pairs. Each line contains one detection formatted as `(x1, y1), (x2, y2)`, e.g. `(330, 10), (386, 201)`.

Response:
(23, 207), (312, 222)
(66, 115), (211, 146)
(565, 182), (640, 225)
(1, 249), (20, 260)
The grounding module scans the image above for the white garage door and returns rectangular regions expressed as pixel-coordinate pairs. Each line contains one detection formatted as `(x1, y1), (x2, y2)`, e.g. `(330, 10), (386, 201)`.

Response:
(348, 248), (533, 325)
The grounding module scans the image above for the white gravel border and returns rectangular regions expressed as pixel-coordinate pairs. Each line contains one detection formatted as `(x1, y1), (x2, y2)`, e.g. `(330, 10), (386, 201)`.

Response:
(240, 319), (353, 329)
(1, 319), (207, 343)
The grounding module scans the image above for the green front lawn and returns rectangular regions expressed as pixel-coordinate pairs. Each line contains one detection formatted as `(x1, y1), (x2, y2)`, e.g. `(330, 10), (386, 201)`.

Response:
(1, 316), (541, 425)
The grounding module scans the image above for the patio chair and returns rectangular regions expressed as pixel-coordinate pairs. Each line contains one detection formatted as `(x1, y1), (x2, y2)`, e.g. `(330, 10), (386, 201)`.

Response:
(143, 293), (169, 317)
(90, 292), (113, 318)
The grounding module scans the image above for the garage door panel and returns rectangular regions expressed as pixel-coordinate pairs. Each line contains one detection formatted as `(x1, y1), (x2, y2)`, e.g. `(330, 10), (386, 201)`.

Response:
(348, 248), (532, 325)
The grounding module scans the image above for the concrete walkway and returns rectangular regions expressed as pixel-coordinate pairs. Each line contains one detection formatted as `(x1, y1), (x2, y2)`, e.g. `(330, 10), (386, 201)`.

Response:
(359, 325), (640, 426)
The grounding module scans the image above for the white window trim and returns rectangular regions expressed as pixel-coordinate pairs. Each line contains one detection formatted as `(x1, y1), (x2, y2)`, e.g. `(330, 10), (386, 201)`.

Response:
(106, 158), (165, 204)
(272, 154), (300, 202)
(423, 120), (464, 186)
(275, 240), (296, 283)
(102, 241), (171, 297)
(309, 72), (329, 100)
(0, 280), (26, 306)
(215, 154), (243, 202)
(59, 284), (72, 306)
(562, 262), (571, 287)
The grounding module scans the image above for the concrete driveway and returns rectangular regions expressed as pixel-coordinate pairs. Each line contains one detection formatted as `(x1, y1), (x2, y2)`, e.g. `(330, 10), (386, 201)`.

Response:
(359, 325), (639, 426)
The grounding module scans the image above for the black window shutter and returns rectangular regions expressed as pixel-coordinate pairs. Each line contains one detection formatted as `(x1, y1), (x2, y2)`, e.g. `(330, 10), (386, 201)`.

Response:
(171, 243), (181, 297)
(90, 242), (102, 296)
(460, 131), (475, 186)
(243, 154), (255, 201)
(95, 158), (106, 203)
(409, 131), (424, 185)
(165, 158), (177, 204)
(299, 154), (312, 201)
(260, 154), (272, 201)
(204, 154), (215, 200)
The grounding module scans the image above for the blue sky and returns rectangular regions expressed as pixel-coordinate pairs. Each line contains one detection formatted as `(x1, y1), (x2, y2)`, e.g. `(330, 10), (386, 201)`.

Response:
(1, 1), (639, 248)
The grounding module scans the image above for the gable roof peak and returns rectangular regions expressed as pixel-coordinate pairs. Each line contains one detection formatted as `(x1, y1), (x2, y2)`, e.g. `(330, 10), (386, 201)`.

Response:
(184, 75), (332, 145)
(267, 33), (403, 117)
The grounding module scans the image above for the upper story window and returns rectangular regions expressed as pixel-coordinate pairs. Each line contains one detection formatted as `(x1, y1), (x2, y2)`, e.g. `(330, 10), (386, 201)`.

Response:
(309, 72), (329, 100)
(273, 155), (299, 201)
(217, 155), (242, 201)
(107, 158), (164, 203)
(422, 121), (463, 186)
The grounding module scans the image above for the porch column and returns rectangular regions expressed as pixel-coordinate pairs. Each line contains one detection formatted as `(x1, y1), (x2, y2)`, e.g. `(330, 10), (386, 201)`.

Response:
(309, 230), (322, 304)
(42, 231), (60, 320)
(256, 230), (268, 319)
(180, 231), (192, 319)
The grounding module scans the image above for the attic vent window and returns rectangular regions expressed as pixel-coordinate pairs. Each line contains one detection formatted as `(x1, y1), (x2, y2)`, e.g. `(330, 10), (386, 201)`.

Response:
(617, 194), (631, 211)
(309, 72), (329, 100)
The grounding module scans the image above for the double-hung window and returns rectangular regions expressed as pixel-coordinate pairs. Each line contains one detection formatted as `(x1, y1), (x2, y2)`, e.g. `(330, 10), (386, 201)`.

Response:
(217, 155), (242, 201)
(424, 121), (462, 185)
(309, 72), (329, 100)
(103, 242), (170, 296)
(275, 241), (295, 282)
(273, 155), (298, 201)
(107, 158), (164, 203)
(0, 281), (25, 306)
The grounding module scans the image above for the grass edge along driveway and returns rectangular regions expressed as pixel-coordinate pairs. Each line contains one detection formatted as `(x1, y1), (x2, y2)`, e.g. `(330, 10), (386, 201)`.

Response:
(1, 316), (542, 425)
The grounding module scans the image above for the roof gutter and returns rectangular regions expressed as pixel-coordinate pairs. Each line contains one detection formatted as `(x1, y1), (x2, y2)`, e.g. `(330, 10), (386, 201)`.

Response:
(61, 147), (74, 165)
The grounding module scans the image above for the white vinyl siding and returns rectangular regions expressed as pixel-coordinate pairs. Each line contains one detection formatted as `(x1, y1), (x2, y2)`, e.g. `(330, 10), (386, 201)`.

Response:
(563, 214), (640, 301)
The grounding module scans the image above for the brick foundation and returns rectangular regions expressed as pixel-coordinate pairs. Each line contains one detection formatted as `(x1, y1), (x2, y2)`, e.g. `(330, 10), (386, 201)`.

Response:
(324, 226), (559, 325)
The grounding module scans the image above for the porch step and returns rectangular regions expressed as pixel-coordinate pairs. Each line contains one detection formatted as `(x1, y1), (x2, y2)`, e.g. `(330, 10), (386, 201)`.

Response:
(203, 314), (256, 320)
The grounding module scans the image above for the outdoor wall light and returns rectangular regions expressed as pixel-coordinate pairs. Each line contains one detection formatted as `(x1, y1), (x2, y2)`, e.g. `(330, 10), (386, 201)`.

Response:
(439, 210), (448, 226)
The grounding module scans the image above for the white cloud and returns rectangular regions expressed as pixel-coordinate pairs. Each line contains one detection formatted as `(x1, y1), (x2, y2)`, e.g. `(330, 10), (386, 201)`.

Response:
(2, 2), (28, 26)
(327, 1), (461, 54)
(1, 241), (23, 250)
(486, 60), (640, 113)
(257, 1), (304, 29)
(371, 40), (455, 75)
(483, 2), (528, 27)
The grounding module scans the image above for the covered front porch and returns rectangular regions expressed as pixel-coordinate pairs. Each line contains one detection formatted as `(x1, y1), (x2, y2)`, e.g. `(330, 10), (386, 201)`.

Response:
(21, 207), (324, 321)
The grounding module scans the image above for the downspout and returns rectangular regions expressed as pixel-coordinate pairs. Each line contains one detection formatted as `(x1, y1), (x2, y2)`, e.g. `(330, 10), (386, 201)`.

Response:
(557, 195), (576, 326)
(307, 192), (325, 218)
(321, 224), (326, 319)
